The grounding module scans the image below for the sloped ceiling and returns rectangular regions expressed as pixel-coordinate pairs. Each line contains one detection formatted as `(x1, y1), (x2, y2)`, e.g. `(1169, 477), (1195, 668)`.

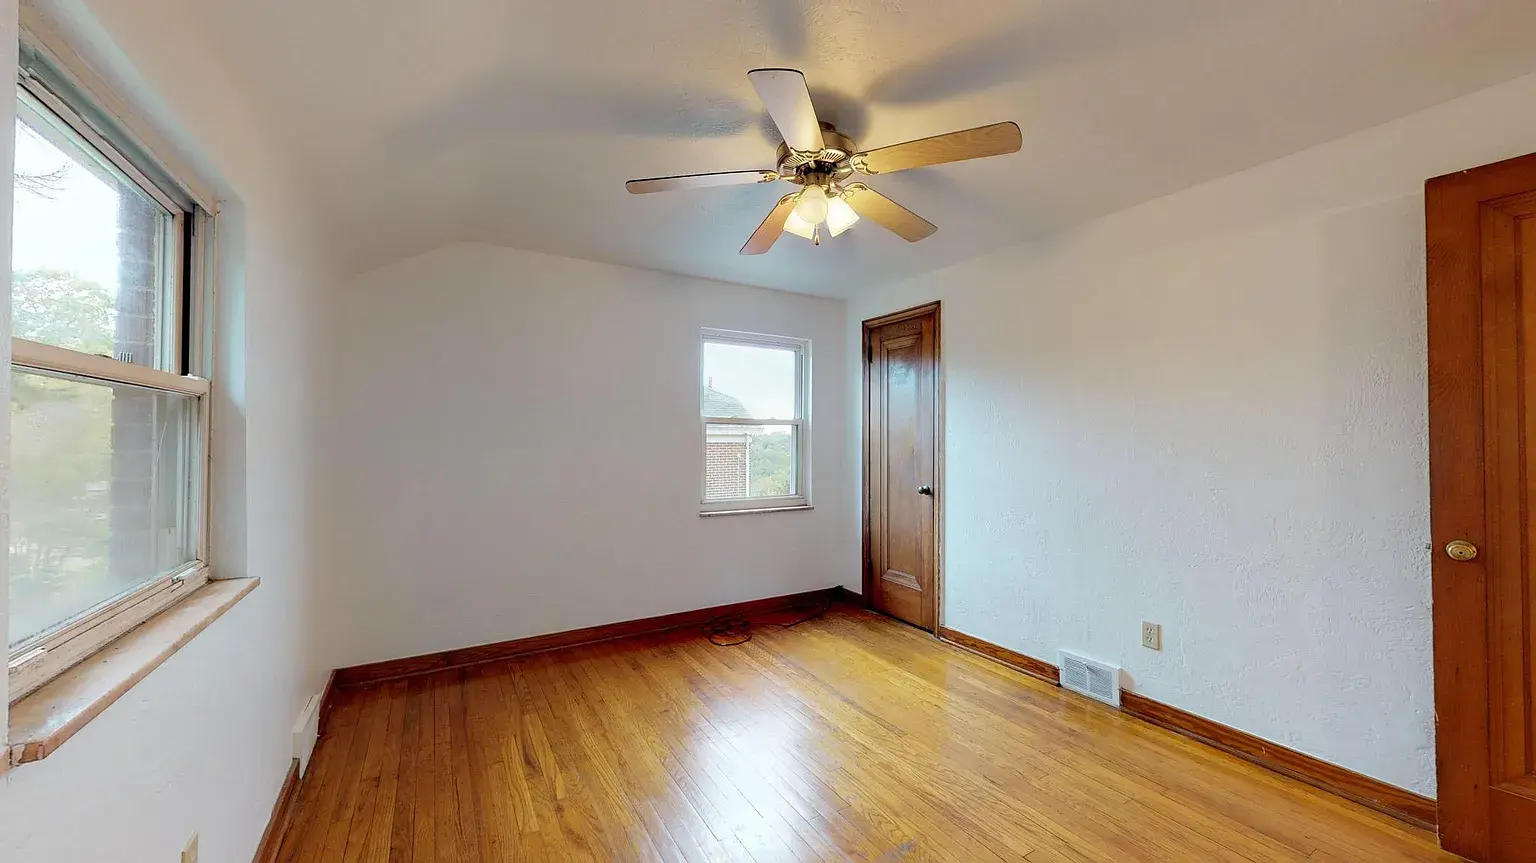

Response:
(204, 0), (1536, 297)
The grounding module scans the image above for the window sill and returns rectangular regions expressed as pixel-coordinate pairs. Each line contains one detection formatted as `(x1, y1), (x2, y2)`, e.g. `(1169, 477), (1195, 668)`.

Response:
(6, 577), (259, 767)
(699, 505), (814, 517)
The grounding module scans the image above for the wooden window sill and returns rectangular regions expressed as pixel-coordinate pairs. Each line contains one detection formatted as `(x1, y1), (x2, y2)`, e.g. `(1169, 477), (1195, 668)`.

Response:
(7, 577), (259, 767)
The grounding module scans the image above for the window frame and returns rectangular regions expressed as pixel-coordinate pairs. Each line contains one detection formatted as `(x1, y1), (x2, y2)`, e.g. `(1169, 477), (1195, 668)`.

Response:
(6, 48), (217, 703)
(699, 328), (811, 514)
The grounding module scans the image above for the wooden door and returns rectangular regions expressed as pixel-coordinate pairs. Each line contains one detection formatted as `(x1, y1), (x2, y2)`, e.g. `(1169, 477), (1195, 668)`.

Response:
(1428, 153), (1536, 861)
(863, 303), (940, 631)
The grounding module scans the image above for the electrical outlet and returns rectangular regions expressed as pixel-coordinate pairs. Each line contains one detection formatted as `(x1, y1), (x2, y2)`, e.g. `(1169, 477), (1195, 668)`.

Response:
(1141, 621), (1162, 651)
(181, 833), (198, 863)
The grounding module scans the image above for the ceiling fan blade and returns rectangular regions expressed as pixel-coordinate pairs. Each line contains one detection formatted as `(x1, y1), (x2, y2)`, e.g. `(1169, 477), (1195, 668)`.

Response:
(626, 169), (779, 194)
(741, 193), (800, 255)
(747, 68), (825, 153)
(853, 121), (1022, 175)
(842, 184), (937, 242)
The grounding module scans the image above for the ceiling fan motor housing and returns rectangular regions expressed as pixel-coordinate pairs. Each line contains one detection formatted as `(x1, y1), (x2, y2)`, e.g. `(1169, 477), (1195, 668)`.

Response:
(777, 124), (857, 186)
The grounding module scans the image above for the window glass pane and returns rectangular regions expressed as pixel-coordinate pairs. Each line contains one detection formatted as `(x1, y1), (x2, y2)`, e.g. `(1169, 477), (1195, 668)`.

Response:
(705, 424), (797, 500)
(12, 89), (174, 369)
(9, 370), (196, 647)
(701, 341), (797, 420)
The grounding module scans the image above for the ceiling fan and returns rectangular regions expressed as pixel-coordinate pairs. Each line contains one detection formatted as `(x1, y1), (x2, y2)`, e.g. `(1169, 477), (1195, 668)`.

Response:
(625, 68), (1022, 255)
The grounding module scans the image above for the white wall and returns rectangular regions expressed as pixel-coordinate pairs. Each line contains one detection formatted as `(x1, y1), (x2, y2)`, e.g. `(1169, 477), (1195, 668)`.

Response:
(326, 243), (851, 669)
(849, 69), (1536, 797)
(0, 0), (338, 860)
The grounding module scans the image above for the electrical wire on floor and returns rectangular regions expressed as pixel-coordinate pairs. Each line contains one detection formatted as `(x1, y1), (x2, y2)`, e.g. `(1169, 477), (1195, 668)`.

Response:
(703, 595), (834, 646)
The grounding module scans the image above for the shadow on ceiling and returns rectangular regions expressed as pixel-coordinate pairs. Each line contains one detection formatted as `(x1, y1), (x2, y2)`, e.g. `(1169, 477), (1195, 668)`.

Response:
(388, 78), (758, 156)
(864, 0), (1247, 106)
(387, 0), (1246, 160)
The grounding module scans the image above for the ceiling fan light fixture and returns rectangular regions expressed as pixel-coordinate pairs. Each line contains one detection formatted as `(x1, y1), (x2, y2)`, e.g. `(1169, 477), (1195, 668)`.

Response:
(826, 196), (859, 235)
(785, 195), (858, 240)
(793, 185), (829, 225)
(783, 210), (815, 240)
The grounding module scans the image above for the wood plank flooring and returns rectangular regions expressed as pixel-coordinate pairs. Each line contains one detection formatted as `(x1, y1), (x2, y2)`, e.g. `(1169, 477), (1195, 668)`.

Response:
(277, 605), (1460, 862)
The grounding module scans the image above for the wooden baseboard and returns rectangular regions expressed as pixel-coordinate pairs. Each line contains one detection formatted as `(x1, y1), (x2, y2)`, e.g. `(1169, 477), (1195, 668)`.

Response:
(938, 626), (1061, 684)
(1119, 691), (1437, 830)
(252, 758), (301, 863)
(334, 587), (843, 688)
(934, 628), (1435, 830)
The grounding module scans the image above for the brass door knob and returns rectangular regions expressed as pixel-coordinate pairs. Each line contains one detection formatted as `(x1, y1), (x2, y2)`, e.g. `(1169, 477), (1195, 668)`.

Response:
(1445, 540), (1478, 562)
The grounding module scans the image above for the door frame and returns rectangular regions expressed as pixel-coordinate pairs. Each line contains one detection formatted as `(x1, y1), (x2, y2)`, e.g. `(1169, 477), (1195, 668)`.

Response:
(861, 301), (943, 633)
(1426, 151), (1536, 859)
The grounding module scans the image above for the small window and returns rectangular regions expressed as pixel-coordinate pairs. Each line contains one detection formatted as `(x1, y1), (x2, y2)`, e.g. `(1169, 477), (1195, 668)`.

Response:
(8, 56), (213, 701)
(700, 329), (810, 513)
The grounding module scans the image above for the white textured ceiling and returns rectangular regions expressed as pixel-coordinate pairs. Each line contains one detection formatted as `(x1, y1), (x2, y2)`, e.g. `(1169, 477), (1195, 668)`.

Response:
(205, 0), (1536, 297)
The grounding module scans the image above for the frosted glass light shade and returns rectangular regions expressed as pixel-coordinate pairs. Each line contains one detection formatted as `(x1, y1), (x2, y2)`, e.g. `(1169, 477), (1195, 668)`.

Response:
(825, 197), (858, 235)
(793, 185), (829, 224)
(785, 196), (858, 240)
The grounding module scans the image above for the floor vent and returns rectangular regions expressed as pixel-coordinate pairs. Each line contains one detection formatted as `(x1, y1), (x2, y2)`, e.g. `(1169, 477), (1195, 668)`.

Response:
(1059, 650), (1121, 707)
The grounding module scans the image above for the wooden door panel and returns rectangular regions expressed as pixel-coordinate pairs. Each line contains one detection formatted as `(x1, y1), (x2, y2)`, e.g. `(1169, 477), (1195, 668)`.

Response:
(1480, 201), (1527, 787)
(1518, 216), (1536, 793)
(1482, 201), (1536, 798)
(864, 305), (938, 632)
(1428, 154), (1536, 862)
(881, 333), (925, 587)
(1489, 784), (1536, 863)
(1505, 213), (1536, 788)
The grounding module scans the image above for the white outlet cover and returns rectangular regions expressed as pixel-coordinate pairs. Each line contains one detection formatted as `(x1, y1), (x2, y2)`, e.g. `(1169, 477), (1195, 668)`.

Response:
(1141, 621), (1162, 651)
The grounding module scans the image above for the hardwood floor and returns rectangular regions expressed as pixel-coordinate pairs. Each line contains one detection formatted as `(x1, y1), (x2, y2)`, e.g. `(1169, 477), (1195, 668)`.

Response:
(277, 605), (1459, 862)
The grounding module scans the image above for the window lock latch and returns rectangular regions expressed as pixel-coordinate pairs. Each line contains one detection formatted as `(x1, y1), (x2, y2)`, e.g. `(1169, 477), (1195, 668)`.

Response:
(8, 646), (47, 672)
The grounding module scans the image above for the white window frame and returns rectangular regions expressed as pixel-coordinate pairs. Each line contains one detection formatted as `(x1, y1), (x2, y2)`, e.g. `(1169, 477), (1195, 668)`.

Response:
(6, 33), (217, 703)
(699, 328), (811, 514)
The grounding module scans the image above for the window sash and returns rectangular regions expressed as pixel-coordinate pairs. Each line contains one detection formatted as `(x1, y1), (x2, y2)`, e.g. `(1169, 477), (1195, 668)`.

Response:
(17, 23), (209, 212)
(12, 338), (209, 397)
(6, 366), (211, 695)
(700, 329), (809, 423)
(5, 351), (211, 687)
(7, 563), (209, 702)
(17, 76), (183, 215)
(700, 417), (807, 510)
(16, 77), (191, 375)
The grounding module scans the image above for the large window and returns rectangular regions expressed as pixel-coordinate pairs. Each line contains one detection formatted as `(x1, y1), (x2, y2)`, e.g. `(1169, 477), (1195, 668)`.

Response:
(700, 329), (810, 513)
(8, 55), (213, 701)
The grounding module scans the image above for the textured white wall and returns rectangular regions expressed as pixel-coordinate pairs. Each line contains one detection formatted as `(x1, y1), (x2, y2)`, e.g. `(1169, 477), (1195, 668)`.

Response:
(848, 69), (1536, 797)
(0, 0), (338, 860)
(326, 243), (851, 669)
